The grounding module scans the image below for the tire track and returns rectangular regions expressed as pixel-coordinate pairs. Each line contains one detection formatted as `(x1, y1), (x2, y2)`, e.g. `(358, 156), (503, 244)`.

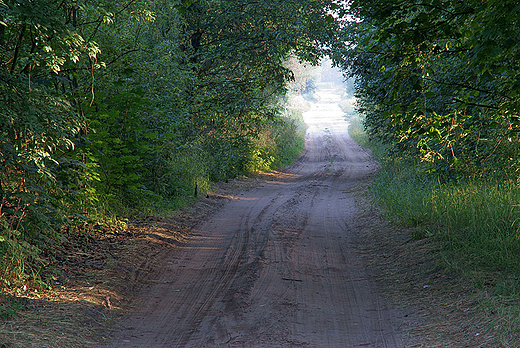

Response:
(104, 88), (406, 348)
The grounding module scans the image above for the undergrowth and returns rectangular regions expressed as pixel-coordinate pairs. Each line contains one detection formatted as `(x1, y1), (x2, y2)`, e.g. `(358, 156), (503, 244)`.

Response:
(348, 113), (520, 347)
(0, 98), (306, 292)
(0, 292), (22, 320)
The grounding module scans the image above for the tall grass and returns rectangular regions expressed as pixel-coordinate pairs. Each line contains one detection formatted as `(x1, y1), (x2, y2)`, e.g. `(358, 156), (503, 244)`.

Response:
(248, 98), (306, 173)
(348, 115), (520, 280)
(349, 115), (520, 346)
(373, 162), (520, 273)
(433, 181), (520, 272)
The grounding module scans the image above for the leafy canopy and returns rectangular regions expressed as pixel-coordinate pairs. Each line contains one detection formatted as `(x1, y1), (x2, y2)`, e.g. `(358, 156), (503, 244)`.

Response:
(338, 0), (520, 178)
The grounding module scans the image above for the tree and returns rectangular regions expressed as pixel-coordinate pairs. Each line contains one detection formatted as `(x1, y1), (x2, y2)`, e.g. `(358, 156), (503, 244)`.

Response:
(338, 0), (520, 178)
(0, 0), (346, 284)
(0, 0), (104, 282)
(166, 0), (343, 179)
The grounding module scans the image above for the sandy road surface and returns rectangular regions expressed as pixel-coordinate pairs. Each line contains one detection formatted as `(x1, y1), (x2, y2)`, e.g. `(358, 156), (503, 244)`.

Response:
(105, 89), (406, 347)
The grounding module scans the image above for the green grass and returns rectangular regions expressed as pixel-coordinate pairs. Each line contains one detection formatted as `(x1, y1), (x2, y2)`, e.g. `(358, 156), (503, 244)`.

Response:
(349, 115), (520, 347)
(349, 115), (520, 275)
(371, 159), (520, 276)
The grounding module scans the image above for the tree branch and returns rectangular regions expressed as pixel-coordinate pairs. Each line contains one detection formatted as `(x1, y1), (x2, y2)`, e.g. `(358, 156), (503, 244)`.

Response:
(10, 24), (26, 75)
(423, 76), (514, 101)
(452, 97), (499, 110)
(105, 49), (141, 67)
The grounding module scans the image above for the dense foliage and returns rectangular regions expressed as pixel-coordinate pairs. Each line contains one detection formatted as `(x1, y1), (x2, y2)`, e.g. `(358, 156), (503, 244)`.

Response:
(0, 0), (344, 284)
(338, 0), (520, 178)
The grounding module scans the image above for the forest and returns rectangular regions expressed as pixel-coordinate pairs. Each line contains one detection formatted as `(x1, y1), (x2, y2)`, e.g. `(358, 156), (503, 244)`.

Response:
(2, 0), (520, 339)
(340, 0), (520, 178)
(341, 0), (520, 267)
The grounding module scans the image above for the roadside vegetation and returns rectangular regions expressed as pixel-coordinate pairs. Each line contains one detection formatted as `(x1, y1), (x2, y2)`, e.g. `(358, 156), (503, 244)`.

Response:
(4, 0), (520, 345)
(339, 1), (520, 345)
(349, 117), (520, 345)
(0, 0), (344, 304)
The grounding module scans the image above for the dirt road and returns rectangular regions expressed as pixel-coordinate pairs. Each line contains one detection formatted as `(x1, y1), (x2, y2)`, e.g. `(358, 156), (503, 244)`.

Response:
(105, 88), (406, 347)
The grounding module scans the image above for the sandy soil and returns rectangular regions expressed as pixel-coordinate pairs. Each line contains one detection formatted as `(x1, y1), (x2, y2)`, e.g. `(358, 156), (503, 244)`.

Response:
(102, 88), (412, 348)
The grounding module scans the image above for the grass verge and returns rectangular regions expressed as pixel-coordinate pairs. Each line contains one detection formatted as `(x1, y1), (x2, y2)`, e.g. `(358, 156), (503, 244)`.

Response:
(348, 115), (520, 347)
